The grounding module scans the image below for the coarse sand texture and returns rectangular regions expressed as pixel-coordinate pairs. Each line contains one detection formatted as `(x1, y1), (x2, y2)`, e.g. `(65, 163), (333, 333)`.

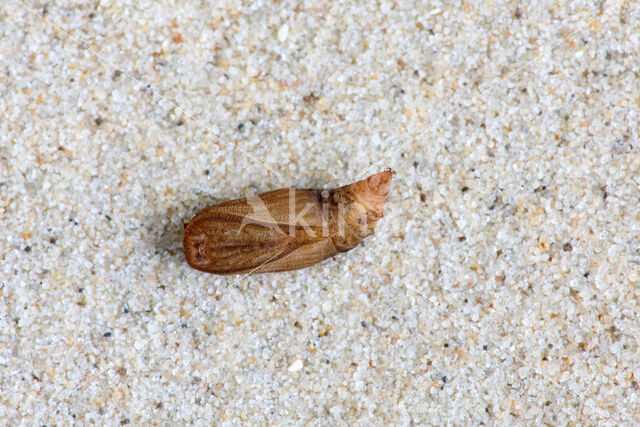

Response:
(2, 0), (640, 424)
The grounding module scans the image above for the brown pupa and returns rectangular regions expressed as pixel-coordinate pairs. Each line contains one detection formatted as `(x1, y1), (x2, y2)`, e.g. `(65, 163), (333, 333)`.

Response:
(183, 169), (394, 275)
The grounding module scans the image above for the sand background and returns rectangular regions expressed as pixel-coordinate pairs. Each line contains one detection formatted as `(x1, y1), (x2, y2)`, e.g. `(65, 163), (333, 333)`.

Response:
(2, 0), (640, 424)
